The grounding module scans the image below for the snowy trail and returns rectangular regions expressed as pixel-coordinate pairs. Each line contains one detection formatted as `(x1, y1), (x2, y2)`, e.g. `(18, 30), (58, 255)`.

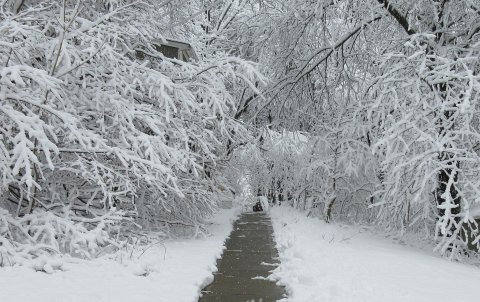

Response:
(269, 206), (480, 302)
(0, 208), (239, 302)
(199, 212), (285, 301)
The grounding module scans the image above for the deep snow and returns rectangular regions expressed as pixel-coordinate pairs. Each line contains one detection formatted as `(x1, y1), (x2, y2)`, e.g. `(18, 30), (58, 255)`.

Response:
(269, 206), (480, 302)
(0, 208), (239, 302)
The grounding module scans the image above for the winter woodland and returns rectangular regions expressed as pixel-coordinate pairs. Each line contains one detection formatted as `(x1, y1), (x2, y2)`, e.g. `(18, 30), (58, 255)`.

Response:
(1, 0), (480, 268)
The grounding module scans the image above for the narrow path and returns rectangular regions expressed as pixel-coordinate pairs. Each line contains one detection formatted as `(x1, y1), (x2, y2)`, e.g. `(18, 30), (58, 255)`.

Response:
(199, 212), (285, 302)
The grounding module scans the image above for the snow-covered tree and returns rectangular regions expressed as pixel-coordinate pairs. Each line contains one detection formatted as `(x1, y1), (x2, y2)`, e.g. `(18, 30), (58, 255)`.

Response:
(0, 0), (263, 265)
(222, 0), (480, 257)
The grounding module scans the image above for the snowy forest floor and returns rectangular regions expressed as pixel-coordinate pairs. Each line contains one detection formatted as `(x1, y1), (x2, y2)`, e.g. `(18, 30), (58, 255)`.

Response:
(0, 208), (239, 302)
(269, 206), (480, 302)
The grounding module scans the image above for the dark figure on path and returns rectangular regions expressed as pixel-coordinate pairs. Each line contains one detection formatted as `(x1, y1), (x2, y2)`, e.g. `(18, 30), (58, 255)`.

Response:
(253, 201), (263, 212)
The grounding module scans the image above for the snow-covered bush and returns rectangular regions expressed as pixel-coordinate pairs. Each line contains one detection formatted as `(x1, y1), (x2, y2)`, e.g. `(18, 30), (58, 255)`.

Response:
(0, 207), (126, 266)
(0, 0), (262, 265)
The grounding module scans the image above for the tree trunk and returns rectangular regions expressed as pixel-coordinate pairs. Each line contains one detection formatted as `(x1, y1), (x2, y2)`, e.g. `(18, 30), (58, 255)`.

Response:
(435, 104), (462, 244)
(325, 196), (336, 223)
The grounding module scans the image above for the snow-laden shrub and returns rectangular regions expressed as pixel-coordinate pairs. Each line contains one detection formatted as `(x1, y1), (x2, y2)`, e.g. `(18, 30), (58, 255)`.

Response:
(0, 207), (126, 267)
(0, 0), (263, 265)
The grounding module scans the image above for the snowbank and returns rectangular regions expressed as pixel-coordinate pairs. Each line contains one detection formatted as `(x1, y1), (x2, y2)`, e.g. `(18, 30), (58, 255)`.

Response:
(0, 208), (239, 302)
(259, 196), (270, 212)
(269, 206), (480, 302)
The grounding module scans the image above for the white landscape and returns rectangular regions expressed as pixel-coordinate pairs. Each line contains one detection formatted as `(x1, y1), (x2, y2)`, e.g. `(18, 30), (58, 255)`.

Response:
(1, 0), (480, 302)
(0, 208), (240, 302)
(270, 206), (480, 302)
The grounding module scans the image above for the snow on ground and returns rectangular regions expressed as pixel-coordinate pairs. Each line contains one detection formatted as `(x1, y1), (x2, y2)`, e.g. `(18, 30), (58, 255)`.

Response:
(269, 206), (480, 302)
(0, 208), (239, 302)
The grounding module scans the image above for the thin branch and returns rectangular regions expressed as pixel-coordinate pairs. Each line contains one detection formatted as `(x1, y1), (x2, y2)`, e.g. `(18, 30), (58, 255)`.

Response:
(253, 15), (382, 119)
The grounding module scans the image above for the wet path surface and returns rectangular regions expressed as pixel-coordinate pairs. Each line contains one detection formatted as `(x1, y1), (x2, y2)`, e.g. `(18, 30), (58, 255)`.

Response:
(199, 212), (285, 302)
